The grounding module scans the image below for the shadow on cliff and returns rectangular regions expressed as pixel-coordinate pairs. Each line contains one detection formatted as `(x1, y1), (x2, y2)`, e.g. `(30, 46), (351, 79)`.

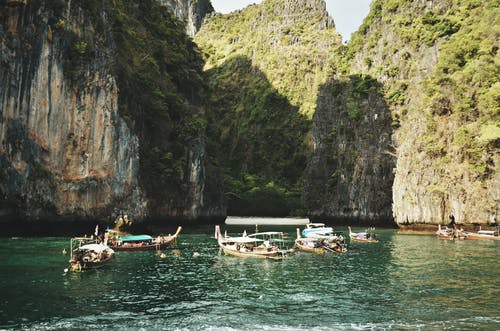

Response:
(304, 74), (396, 227)
(206, 55), (311, 217)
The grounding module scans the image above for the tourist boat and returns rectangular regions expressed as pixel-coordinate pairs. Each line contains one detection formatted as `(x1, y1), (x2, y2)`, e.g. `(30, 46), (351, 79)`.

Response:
(436, 224), (455, 240)
(349, 226), (379, 243)
(214, 225), (294, 259)
(464, 227), (500, 241)
(67, 237), (114, 272)
(106, 226), (182, 251)
(301, 223), (334, 238)
(435, 224), (467, 240)
(295, 228), (346, 254)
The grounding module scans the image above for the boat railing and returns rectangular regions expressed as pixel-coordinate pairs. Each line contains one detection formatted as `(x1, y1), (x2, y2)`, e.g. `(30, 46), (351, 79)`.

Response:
(70, 237), (98, 254)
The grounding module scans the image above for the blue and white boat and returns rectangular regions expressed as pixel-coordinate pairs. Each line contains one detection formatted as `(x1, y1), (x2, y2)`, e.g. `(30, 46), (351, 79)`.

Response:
(301, 223), (334, 238)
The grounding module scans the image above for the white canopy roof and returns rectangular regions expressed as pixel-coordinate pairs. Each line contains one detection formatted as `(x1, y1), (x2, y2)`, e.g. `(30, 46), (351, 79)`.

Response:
(248, 232), (284, 237)
(78, 243), (112, 253)
(221, 236), (263, 243)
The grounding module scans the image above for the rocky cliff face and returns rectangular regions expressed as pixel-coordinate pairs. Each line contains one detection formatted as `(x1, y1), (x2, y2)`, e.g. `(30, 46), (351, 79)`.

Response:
(194, 0), (340, 216)
(196, 0), (340, 117)
(347, 0), (499, 228)
(161, 0), (213, 37)
(0, 0), (223, 224)
(304, 75), (395, 224)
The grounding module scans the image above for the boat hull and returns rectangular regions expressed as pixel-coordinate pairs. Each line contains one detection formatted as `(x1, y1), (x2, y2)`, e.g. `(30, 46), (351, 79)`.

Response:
(436, 234), (454, 240)
(464, 234), (500, 241)
(295, 239), (326, 254)
(350, 237), (379, 243)
(219, 244), (289, 259)
(348, 227), (378, 243)
(70, 256), (113, 271)
(108, 241), (175, 252)
(107, 226), (181, 251)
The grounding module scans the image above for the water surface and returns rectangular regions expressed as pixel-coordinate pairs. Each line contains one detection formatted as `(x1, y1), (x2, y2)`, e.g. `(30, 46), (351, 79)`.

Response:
(0, 225), (498, 330)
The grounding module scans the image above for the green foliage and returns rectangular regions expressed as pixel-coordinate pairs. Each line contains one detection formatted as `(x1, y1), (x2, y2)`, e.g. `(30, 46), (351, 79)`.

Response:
(346, 99), (362, 120)
(60, 30), (94, 83)
(357, 1), (382, 35)
(348, 0), (498, 183)
(478, 124), (500, 145)
(419, 1), (499, 176)
(350, 74), (379, 96)
(73, 40), (88, 55)
(203, 55), (310, 215)
(194, 1), (340, 215)
(225, 173), (304, 216)
(104, 0), (209, 200)
(363, 57), (373, 68)
(195, 1), (341, 117)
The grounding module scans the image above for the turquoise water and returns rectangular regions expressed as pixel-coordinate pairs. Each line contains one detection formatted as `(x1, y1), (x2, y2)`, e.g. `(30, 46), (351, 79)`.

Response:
(0, 225), (499, 330)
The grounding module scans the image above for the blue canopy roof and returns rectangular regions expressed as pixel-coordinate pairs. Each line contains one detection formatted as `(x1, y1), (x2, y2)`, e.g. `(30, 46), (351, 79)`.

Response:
(120, 235), (153, 242)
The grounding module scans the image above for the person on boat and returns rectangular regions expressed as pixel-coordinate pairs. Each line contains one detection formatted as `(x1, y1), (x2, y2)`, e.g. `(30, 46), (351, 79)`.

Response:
(449, 214), (456, 229)
(104, 232), (109, 246)
(449, 214), (457, 237)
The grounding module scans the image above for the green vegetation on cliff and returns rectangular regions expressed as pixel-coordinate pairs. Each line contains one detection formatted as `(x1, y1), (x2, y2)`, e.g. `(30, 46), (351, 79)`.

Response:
(107, 0), (209, 203)
(196, 0), (340, 117)
(347, 0), (499, 224)
(423, 2), (499, 178)
(194, 0), (341, 216)
(51, 0), (213, 205)
(207, 56), (310, 216)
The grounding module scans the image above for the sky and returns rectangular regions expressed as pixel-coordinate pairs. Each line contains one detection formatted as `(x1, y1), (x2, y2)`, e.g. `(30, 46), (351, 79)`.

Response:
(210, 0), (372, 41)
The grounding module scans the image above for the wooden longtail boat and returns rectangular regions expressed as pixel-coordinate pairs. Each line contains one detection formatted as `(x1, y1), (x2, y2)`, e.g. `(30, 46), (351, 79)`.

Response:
(68, 237), (114, 272)
(106, 226), (182, 251)
(295, 228), (346, 254)
(436, 224), (455, 240)
(435, 224), (467, 240)
(214, 225), (293, 259)
(348, 226), (379, 243)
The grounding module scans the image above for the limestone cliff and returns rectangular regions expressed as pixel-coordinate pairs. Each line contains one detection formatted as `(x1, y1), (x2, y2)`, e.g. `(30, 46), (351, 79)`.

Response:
(0, 0), (223, 224)
(161, 0), (214, 37)
(194, 0), (341, 216)
(304, 75), (395, 225)
(347, 0), (499, 228)
(196, 0), (340, 117)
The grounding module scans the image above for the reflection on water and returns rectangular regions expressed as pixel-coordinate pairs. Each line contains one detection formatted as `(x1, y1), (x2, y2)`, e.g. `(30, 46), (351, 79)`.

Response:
(0, 227), (498, 330)
(387, 234), (500, 326)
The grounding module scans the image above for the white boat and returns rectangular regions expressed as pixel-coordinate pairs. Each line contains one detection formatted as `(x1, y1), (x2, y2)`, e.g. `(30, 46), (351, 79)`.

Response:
(214, 225), (293, 259)
(301, 223), (334, 238)
(435, 224), (468, 240)
(295, 228), (346, 254)
(348, 226), (379, 243)
(68, 237), (114, 272)
(464, 227), (500, 241)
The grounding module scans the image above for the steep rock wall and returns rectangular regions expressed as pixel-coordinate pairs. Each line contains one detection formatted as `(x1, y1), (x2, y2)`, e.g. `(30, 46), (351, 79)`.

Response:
(304, 75), (395, 225)
(194, 0), (341, 216)
(196, 0), (340, 117)
(161, 0), (213, 37)
(0, 0), (224, 224)
(0, 0), (145, 222)
(348, 0), (499, 228)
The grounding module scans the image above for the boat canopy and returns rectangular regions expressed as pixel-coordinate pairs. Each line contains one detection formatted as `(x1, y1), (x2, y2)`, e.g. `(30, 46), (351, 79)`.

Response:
(477, 230), (495, 235)
(78, 243), (110, 253)
(306, 223), (326, 228)
(120, 235), (153, 242)
(222, 236), (263, 243)
(248, 231), (284, 237)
